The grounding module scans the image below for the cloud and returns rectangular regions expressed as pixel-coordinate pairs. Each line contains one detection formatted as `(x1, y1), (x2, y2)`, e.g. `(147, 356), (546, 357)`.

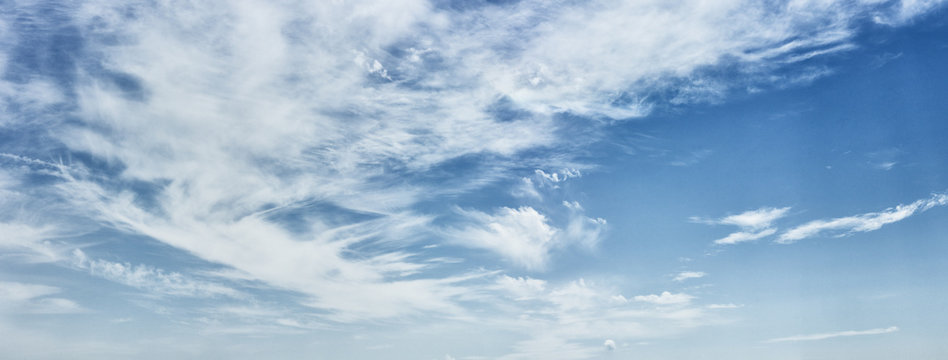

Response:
(764, 326), (899, 343)
(0, 222), (69, 263)
(72, 249), (242, 298)
(633, 291), (694, 305)
(448, 205), (606, 271)
(603, 339), (616, 351)
(778, 193), (948, 243)
(714, 228), (778, 245)
(488, 278), (712, 360)
(716, 207), (791, 229)
(0, 281), (84, 314)
(535, 169), (581, 185)
(448, 207), (559, 270)
(495, 275), (547, 301)
(694, 207), (790, 245)
(0, 0), (945, 346)
(670, 149), (712, 167)
(707, 303), (743, 309)
(673, 271), (706, 282)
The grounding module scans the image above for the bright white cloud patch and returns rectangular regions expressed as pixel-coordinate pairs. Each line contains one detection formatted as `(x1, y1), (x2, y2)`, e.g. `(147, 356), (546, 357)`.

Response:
(764, 326), (899, 343)
(778, 193), (948, 243)
(633, 291), (694, 305)
(603, 339), (616, 351)
(449, 205), (605, 271)
(717, 207), (791, 229)
(707, 303), (743, 309)
(673, 271), (707, 282)
(695, 207), (790, 244)
(449, 207), (559, 270)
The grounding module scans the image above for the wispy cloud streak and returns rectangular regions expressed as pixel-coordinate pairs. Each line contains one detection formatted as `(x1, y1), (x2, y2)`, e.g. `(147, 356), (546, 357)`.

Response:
(778, 193), (948, 243)
(764, 326), (899, 343)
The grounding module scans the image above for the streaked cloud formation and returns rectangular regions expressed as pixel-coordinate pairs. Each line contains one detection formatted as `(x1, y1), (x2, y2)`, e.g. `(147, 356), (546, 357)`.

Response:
(674, 271), (707, 282)
(1, 0), (947, 359)
(695, 207), (790, 245)
(778, 193), (948, 243)
(0, 281), (83, 314)
(764, 326), (900, 343)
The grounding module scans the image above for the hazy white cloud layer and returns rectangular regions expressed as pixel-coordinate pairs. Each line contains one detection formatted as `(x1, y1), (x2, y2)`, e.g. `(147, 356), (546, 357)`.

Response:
(1, 0), (947, 358)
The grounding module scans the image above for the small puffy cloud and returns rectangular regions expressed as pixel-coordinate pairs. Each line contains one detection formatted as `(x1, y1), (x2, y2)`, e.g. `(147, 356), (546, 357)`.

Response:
(673, 271), (706, 282)
(603, 339), (616, 351)
(633, 291), (694, 305)
(778, 193), (948, 243)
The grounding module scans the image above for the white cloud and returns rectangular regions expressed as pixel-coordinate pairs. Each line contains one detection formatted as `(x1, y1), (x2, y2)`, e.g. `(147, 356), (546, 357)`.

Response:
(535, 169), (581, 185)
(0, 222), (68, 263)
(449, 207), (558, 271)
(633, 291), (694, 305)
(72, 249), (241, 298)
(707, 303), (743, 309)
(487, 278), (713, 360)
(717, 207), (791, 229)
(512, 177), (542, 199)
(495, 275), (547, 301)
(448, 205), (606, 271)
(764, 326), (899, 343)
(714, 228), (778, 245)
(778, 193), (948, 243)
(673, 271), (706, 282)
(695, 207), (790, 245)
(603, 339), (616, 351)
(0, 281), (84, 314)
(1, 0), (943, 342)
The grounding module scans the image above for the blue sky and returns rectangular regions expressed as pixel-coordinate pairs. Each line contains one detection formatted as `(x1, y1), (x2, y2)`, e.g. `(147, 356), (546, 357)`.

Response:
(2, 0), (948, 359)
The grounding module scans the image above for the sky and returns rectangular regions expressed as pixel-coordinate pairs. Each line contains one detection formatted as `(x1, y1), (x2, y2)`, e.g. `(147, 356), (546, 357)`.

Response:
(1, 0), (948, 359)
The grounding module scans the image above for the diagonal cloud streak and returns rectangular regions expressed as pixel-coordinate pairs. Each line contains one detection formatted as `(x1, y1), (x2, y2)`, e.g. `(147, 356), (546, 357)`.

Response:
(764, 326), (899, 343)
(777, 193), (948, 243)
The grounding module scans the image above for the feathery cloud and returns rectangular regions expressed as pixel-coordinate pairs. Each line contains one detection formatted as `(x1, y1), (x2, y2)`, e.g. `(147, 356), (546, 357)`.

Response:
(764, 326), (899, 343)
(694, 207), (790, 245)
(778, 193), (948, 243)
(0, 281), (84, 314)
